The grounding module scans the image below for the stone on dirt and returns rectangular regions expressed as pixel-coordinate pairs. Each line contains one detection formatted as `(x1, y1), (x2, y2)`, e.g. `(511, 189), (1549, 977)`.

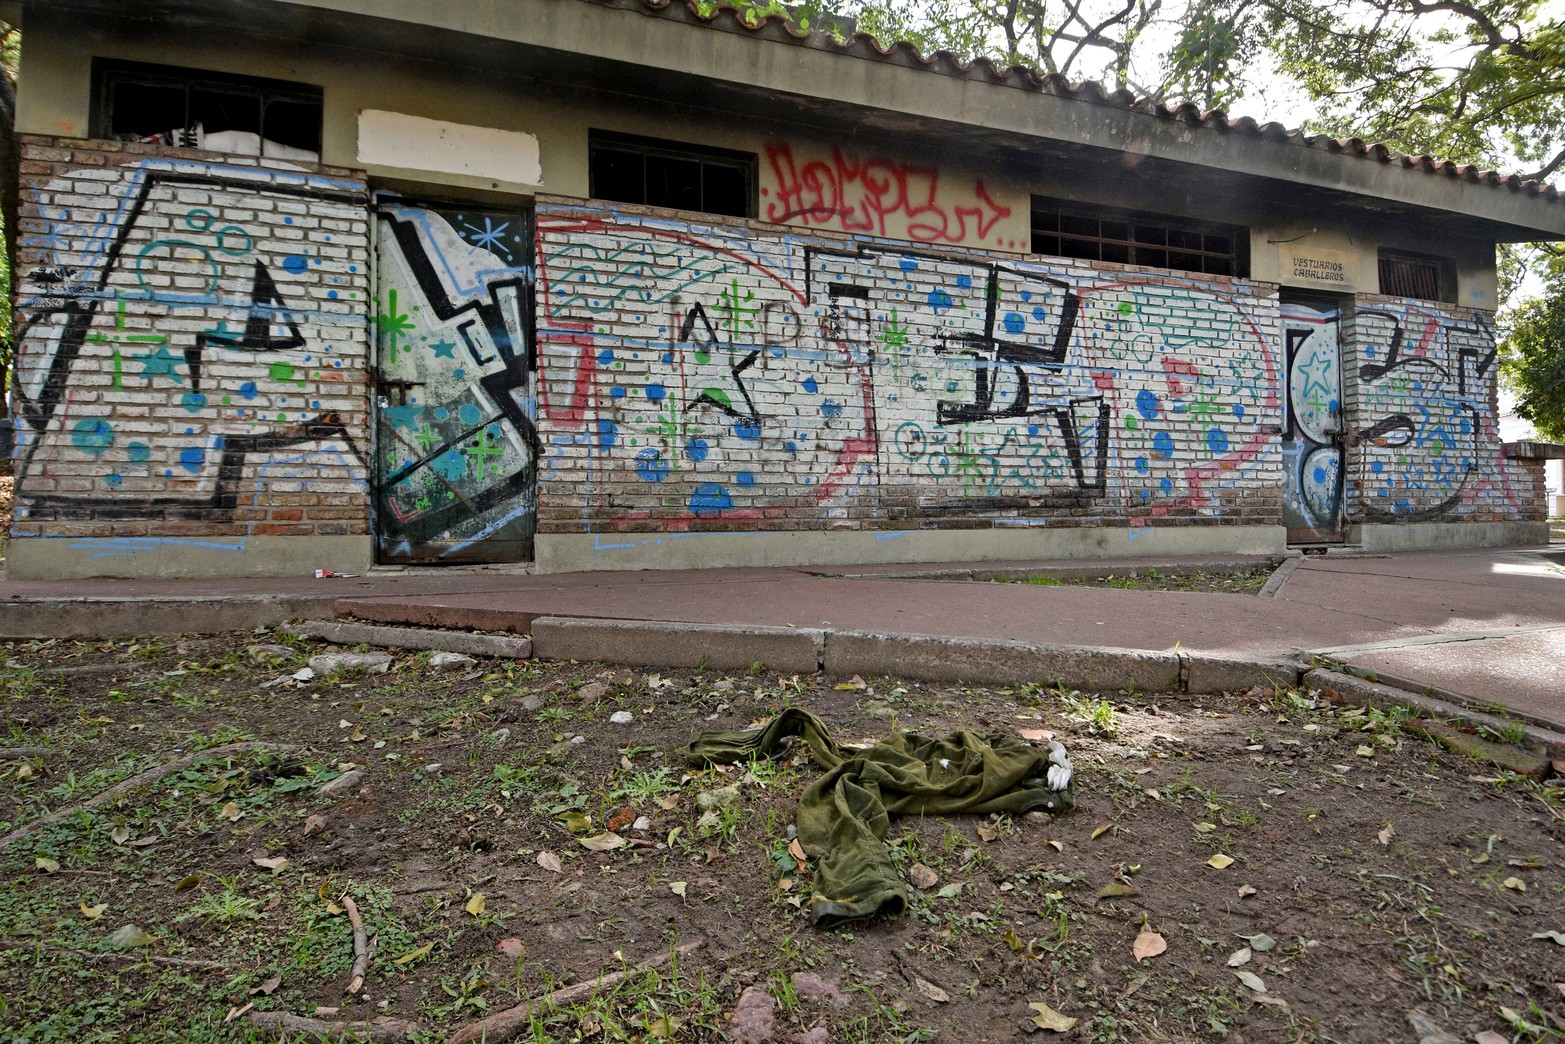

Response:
(790, 972), (847, 1006)
(725, 985), (776, 1043)
(696, 782), (742, 810)
(308, 651), (392, 676)
(428, 651), (477, 670)
(318, 769), (364, 798)
(246, 643), (292, 662)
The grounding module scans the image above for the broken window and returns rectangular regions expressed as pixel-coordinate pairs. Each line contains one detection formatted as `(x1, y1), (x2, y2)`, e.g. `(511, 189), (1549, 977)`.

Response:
(1377, 250), (1450, 302)
(1031, 197), (1247, 277)
(589, 131), (755, 218)
(94, 59), (323, 162)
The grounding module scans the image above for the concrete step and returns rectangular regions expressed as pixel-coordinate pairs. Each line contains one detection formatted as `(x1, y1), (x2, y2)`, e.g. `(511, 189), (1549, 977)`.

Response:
(283, 619), (532, 659)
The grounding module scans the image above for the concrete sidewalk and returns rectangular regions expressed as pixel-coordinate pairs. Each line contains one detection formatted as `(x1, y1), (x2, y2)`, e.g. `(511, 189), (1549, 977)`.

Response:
(2, 545), (1562, 738)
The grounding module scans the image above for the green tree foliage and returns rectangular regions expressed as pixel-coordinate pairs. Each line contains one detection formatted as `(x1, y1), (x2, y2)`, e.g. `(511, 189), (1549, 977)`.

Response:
(1503, 282), (1565, 439)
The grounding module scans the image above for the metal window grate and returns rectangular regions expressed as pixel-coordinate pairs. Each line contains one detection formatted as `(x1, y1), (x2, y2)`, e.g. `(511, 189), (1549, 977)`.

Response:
(1378, 253), (1443, 301)
(94, 59), (322, 157)
(1031, 198), (1245, 277)
(589, 131), (756, 219)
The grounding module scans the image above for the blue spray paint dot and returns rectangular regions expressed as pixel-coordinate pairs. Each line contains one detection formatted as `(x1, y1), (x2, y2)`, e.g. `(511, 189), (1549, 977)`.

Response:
(1152, 431), (1175, 458)
(598, 349), (615, 365)
(733, 418), (761, 441)
(1233, 403), (1246, 418)
(70, 418), (114, 456)
(634, 449), (670, 482)
(431, 449), (467, 481)
(1371, 461), (1384, 474)
(1021, 291), (1033, 302)
(180, 391), (207, 413)
(1027, 424), (1040, 437)
(784, 441), (798, 455)
(956, 275), (972, 289)
(899, 258), (918, 272)
(1206, 428), (1230, 454)
(736, 471), (755, 486)
(1002, 312), (1026, 335)
(127, 442), (151, 463)
(928, 289), (953, 312)
(434, 407), (450, 420)
(609, 386), (626, 400)
(689, 484), (733, 517)
(1032, 306), (1047, 321)
(459, 403), (483, 426)
(646, 383), (667, 403)
(106, 473), (123, 489)
(179, 447), (206, 473)
(802, 377), (819, 394)
(1135, 456), (1150, 474)
(595, 419), (618, 450)
(821, 400), (844, 420)
(1136, 390), (1160, 420)
(1327, 398), (1339, 412)
(283, 216), (293, 225)
(327, 290), (339, 299)
(1159, 477), (1174, 494)
(238, 381), (259, 400)
(1313, 466), (1328, 484)
(281, 254), (308, 275)
(662, 353), (674, 364)
(687, 438), (710, 464)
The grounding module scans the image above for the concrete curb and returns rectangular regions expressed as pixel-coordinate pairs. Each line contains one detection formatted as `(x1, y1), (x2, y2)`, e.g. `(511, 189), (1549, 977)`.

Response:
(1303, 667), (1565, 762)
(523, 616), (1301, 695)
(283, 620), (533, 659)
(529, 617), (825, 674)
(0, 595), (336, 638)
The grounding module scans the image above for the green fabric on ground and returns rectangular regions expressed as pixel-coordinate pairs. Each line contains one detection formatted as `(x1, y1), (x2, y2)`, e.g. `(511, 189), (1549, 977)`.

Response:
(684, 708), (1074, 926)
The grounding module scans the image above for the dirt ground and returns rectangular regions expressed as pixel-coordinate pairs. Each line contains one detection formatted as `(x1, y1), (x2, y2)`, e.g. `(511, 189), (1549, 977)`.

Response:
(0, 632), (1562, 1044)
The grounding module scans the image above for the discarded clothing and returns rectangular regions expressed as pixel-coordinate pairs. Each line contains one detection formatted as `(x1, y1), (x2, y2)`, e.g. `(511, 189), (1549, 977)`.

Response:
(683, 708), (1074, 926)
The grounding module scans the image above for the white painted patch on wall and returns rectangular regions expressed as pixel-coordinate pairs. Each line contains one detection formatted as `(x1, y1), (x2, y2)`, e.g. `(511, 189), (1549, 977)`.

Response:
(357, 110), (542, 186)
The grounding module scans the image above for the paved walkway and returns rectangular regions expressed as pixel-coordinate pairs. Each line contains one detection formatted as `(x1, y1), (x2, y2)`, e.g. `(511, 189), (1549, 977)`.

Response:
(2, 544), (1562, 732)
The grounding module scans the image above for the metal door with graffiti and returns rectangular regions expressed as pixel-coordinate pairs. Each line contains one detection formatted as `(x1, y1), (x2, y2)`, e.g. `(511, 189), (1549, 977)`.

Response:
(371, 200), (538, 563)
(1280, 298), (1345, 544)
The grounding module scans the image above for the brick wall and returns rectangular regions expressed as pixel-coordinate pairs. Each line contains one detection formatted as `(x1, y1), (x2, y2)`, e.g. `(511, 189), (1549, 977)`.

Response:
(533, 201), (1284, 537)
(9, 137), (373, 551)
(1340, 295), (1528, 524)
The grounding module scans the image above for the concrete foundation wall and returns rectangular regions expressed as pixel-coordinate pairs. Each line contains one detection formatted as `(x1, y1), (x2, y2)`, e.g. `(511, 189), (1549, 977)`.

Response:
(1349, 521), (1548, 552)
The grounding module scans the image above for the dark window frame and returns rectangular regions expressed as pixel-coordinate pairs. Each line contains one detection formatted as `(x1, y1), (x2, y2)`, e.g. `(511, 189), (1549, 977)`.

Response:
(1030, 196), (1249, 278)
(588, 130), (757, 219)
(92, 58), (324, 156)
(1377, 249), (1452, 303)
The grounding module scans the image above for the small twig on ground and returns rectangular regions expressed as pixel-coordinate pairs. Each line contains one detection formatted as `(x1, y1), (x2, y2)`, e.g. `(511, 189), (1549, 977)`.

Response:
(0, 742), (299, 852)
(342, 892), (370, 995)
(448, 940), (705, 1044)
(0, 746), (55, 761)
(247, 1011), (418, 1042)
(0, 937), (231, 970)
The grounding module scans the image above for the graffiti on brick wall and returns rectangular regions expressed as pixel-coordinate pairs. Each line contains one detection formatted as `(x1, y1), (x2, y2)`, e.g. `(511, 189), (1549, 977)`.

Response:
(762, 143), (1026, 250)
(1352, 303), (1521, 521)
(11, 159), (369, 552)
(372, 202), (538, 562)
(535, 209), (1280, 536)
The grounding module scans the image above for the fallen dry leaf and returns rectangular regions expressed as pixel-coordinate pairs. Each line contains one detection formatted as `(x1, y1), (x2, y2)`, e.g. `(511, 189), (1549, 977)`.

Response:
(1097, 882), (1140, 900)
(670, 881), (687, 898)
(1474, 1033), (1508, 1044)
(252, 856), (289, 871)
(1133, 930), (1167, 962)
(1234, 970), (1267, 993)
(834, 676), (868, 691)
(110, 825), (130, 845)
(79, 902), (107, 920)
(1504, 877), (1527, 892)
(1377, 823), (1394, 845)
(788, 837), (807, 872)
(105, 924), (156, 949)
(1028, 1000), (1077, 1032)
(537, 851), (563, 873)
(34, 857), (59, 874)
(1530, 930), (1565, 945)
(1240, 932), (1277, 952)
(175, 874), (201, 891)
(1237, 884), (1257, 898)
(1194, 822), (1218, 834)
(395, 941), (434, 965)
(218, 802), (243, 822)
(1228, 947), (1252, 967)
(250, 974), (282, 996)
(1207, 854), (1235, 869)
(465, 893), (486, 917)
(580, 832), (628, 852)
(1091, 823), (1113, 840)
